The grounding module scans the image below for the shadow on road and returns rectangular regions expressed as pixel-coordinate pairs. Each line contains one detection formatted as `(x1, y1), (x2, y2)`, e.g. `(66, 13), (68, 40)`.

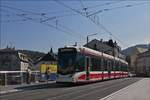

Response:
(14, 82), (85, 91)
(14, 81), (104, 91)
(14, 78), (134, 91)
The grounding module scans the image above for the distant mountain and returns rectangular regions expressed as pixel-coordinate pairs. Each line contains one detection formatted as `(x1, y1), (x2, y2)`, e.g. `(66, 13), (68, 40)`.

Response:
(135, 44), (149, 49)
(18, 50), (45, 62)
(122, 44), (149, 56)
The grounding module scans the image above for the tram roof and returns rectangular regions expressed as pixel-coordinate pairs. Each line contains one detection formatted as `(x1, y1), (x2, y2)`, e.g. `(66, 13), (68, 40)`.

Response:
(62, 46), (128, 65)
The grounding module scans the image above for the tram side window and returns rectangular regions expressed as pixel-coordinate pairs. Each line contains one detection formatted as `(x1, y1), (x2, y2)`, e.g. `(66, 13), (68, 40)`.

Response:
(120, 63), (122, 71)
(116, 62), (119, 71)
(118, 62), (120, 71)
(125, 64), (128, 71)
(120, 63), (123, 71)
(107, 60), (112, 71)
(124, 64), (126, 71)
(75, 54), (85, 72)
(91, 57), (101, 71)
(123, 64), (126, 71)
(112, 61), (115, 71)
(113, 62), (116, 71)
(109, 60), (113, 71)
(119, 62), (121, 71)
(123, 64), (127, 71)
(107, 61), (110, 71)
(111, 61), (113, 71)
(91, 58), (95, 71)
(104, 59), (108, 71)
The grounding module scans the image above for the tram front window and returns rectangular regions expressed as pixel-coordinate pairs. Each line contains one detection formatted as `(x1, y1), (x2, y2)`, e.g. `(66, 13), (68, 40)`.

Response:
(58, 52), (76, 75)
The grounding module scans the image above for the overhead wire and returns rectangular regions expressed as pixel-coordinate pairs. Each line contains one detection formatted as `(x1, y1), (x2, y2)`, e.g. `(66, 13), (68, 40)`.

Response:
(40, 13), (79, 22)
(1, 10), (79, 23)
(1, 8), (84, 39)
(37, 0), (127, 22)
(79, 0), (85, 9)
(79, 0), (90, 17)
(1, 5), (79, 21)
(1, 19), (28, 23)
(1, 5), (41, 15)
(1, 5), (85, 39)
(87, 2), (150, 17)
(54, 0), (142, 47)
(44, 0), (125, 16)
(86, 0), (126, 9)
(55, 0), (150, 47)
(2, 1), (150, 47)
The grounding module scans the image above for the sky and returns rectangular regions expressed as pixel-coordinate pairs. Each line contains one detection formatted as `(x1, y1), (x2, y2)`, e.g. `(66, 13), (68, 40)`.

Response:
(0, 0), (150, 53)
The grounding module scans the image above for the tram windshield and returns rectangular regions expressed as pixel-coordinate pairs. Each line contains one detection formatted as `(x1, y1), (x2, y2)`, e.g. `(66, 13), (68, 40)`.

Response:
(58, 48), (77, 75)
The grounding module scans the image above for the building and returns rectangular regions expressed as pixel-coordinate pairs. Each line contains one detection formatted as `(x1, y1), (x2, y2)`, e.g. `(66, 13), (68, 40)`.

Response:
(34, 48), (57, 70)
(84, 39), (125, 59)
(125, 47), (147, 73)
(0, 47), (31, 71)
(34, 48), (57, 80)
(34, 52), (57, 71)
(136, 49), (150, 76)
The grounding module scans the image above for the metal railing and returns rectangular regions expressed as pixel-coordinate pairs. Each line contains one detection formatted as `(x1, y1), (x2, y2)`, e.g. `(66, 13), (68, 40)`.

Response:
(0, 71), (40, 86)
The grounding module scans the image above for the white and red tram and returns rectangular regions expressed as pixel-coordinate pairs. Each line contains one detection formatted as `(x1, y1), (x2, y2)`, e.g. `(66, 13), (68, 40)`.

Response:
(56, 46), (128, 83)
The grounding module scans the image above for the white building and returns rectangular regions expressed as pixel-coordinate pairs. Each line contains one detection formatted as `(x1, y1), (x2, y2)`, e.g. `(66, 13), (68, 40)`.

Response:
(136, 50), (150, 76)
(0, 48), (31, 71)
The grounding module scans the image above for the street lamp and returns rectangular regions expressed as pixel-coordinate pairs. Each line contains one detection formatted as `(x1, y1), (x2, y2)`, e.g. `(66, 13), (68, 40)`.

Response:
(87, 33), (98, 47)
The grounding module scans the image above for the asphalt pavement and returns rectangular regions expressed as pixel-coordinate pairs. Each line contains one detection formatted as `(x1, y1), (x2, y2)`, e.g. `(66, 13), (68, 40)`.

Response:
(0, 78), (141, 100)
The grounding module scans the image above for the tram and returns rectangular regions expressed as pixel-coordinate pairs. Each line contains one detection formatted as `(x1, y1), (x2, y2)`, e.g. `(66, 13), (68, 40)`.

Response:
(56, 46), (128, 83)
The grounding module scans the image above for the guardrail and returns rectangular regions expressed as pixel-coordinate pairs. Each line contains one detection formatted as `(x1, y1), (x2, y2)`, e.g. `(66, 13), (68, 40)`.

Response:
(0, 71), (40, 86)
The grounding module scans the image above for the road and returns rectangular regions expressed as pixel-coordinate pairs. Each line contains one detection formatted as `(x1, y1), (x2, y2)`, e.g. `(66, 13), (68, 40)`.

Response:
(0, 78), (141, 100)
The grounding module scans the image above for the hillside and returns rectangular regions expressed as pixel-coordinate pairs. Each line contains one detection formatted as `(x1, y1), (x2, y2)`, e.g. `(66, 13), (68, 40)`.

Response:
(122, 44), (149, 56)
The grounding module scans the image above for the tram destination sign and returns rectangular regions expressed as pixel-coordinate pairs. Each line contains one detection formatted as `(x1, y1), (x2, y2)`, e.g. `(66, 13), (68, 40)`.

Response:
(59, 48), (76, 53)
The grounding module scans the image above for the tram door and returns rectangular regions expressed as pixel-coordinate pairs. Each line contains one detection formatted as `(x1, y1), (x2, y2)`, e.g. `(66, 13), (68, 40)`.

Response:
(86, 57), (90, 80)
(108, 61), (111, 79)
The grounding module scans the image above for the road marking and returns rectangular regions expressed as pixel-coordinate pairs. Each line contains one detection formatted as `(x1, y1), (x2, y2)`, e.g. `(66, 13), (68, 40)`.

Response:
(0, 89), (22, 94)
(99, 79), (143, 100)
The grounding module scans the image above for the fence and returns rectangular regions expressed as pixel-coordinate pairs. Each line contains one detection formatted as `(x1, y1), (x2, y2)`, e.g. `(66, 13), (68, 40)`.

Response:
(0, 71), (40, 86)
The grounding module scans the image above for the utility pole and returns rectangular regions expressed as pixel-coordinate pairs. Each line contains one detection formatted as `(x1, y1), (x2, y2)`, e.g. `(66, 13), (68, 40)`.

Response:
(0, 11), (1, 49)
(0, 1), (1, 49)
(87, 36), (89, 47)
(0, 28), (1, 49)
(86, 33), (97, 80)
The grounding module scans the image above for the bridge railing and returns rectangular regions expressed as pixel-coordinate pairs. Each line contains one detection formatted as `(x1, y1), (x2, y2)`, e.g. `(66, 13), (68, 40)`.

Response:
(0, 71), (40, 86)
